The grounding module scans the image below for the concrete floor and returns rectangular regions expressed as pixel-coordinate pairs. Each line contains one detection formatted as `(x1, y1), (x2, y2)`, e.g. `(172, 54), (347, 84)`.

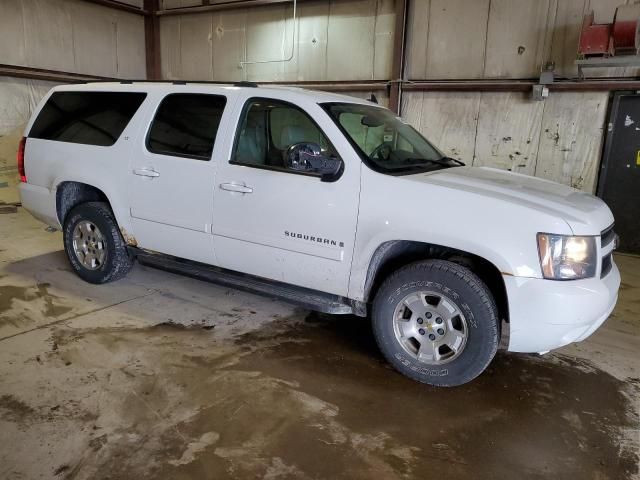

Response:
(0, 208), (638, 480)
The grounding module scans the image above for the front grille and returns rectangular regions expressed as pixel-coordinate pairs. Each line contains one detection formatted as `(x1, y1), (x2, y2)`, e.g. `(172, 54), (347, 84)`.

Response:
(601, 224), (616, 248)
(601, 254), (612, 278)
(600, 224), (616, 278)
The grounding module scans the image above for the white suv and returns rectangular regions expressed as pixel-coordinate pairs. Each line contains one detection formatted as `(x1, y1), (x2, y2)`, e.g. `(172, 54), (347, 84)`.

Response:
(18, 82), (620, 386)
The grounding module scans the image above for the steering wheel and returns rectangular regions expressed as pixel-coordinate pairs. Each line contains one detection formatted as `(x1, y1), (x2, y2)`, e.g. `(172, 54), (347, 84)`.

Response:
(370, 141), (393, 161)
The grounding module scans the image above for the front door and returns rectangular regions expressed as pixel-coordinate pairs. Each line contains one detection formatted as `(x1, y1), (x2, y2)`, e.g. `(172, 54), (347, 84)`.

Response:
(128, 91), (233, 264)
(212, 95), (361, 296)
(598, 92), (640, 254)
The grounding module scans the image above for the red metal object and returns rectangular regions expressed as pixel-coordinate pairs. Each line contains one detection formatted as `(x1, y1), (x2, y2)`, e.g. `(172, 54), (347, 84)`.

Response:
(579, 11), (613, 56)
(612, 5), (640, 53)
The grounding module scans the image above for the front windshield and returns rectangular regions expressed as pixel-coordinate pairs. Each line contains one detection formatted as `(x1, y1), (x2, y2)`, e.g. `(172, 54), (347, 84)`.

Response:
(321, 102), (462, 175)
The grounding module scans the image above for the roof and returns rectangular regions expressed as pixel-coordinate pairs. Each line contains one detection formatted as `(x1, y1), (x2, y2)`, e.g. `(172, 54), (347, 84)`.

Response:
(52, 81), (381, 107)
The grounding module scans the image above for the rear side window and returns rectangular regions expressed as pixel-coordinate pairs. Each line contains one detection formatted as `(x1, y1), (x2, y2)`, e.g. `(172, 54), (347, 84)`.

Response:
(147, 94), (227, 160)
(29, 91), (146, 147)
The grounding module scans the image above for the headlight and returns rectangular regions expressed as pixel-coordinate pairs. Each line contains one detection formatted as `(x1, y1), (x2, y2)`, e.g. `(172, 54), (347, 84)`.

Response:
(537, 233), (597, 280)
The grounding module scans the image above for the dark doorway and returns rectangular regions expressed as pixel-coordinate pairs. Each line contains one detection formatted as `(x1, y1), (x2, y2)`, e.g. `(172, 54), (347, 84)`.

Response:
(598, 92), (640, 254)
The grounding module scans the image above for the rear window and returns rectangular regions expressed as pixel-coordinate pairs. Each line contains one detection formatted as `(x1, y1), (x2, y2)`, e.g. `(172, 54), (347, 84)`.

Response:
(146, 94), (227, 160)
(29, 91), (146, 147)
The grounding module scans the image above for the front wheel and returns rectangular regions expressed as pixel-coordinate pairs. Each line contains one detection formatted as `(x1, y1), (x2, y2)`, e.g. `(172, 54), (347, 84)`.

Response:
(371, 259), (499, 387)
(63, 202), (133, 284)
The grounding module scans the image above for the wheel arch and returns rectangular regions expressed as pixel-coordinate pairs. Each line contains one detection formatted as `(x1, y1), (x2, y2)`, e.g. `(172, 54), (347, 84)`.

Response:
(363, 240), (509, 326)
(55, 181), (135, 245)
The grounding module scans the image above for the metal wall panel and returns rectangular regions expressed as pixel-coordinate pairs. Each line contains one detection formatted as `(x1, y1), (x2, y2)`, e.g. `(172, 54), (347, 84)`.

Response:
(326, 0), (378, 80)
(159, 0), (395, 82)
(484, 0), (553, 79)
(405, 0), (429, 79)
(425, 0), (489, 79)
(0, 0), (26, 66)
(474, 92), (544, 175)
(535, 92), (608, 193)
(180, 14), (213, 80)
(0, 0), (146, 78)
(401, 90), (609, 192)
(23, 0), (75, 72)
(212, 10), (247, 81)
(160, 15), (182, 79)
(403, 91), (481, 162)
(296, 2), (330, 81)
(245, 4), (290, 80)
(115, 10), (147, 78)
(71, 2), (119, 77)
(406, 0), (636, 80)
(374, 0), (395, 80)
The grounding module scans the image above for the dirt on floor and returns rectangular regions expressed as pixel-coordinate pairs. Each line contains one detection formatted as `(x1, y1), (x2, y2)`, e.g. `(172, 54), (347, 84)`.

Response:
(0, 209), (638, 480)
(0, 126), (23, 205)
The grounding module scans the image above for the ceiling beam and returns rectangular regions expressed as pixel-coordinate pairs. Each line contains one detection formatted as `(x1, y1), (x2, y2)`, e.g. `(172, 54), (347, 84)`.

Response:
(156, 0), (301, 16)
(0, 64), (114, 83)
(81, 0), (149, 15)
(402, 79), (640, 92)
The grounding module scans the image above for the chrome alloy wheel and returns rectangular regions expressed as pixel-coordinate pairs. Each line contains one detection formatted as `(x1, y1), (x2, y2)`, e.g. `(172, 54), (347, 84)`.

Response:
(392, 291), (468, 365)
(72, 220), (106, 270)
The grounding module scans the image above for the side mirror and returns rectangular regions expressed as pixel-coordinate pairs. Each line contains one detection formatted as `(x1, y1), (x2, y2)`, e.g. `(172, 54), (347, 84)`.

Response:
(285, 143), (343, 182)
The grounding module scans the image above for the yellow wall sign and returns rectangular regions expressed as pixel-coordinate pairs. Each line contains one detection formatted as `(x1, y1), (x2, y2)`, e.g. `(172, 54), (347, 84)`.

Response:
(637, 150), (640, 166)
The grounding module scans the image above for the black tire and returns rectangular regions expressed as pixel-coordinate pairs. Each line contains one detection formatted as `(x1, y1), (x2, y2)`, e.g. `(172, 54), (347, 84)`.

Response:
(371, 259), (499, 387)
(63, 202), (133, 284)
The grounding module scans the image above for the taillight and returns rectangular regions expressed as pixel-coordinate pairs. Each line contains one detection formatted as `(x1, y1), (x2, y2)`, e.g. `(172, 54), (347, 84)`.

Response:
(17, 137), (26, 183)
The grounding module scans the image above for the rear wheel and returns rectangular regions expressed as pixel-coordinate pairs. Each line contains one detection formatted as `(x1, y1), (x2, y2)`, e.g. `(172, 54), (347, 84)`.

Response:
(372, 259), (499, 386)
(63, 202), (133, 284)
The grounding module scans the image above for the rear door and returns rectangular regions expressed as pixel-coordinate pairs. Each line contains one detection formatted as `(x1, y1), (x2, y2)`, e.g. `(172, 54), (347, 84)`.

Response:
(128, 90), (236, 264)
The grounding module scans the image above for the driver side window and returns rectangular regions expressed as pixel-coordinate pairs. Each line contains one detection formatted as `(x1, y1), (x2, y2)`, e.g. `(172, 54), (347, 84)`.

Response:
(232, 98), (336, 172)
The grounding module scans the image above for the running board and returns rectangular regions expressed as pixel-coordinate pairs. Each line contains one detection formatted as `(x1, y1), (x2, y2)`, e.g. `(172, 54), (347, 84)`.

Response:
(132, 249), (359, 315)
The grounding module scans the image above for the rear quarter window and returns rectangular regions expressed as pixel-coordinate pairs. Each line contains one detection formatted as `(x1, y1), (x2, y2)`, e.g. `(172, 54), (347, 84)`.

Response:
(29, 91), (147, 147)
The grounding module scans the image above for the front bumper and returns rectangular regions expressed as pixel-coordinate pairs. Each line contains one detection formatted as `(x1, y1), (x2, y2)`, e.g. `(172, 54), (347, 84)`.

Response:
(504, 260), (620, 353)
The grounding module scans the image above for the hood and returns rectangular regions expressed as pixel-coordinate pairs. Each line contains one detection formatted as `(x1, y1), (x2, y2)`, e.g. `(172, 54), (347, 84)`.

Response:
(408, 166), (613, 235)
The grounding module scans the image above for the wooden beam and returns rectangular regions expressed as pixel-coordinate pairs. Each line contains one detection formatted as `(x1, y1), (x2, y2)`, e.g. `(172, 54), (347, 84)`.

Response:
(81, 0), (149, 15)
(0, 64), (114, 83)
(389, 0), (408, 114)
(257, 80), (389, 92)
(156, 0), (301, 16)
(144, 0), (161, 80)
(403, 78), (640, 92)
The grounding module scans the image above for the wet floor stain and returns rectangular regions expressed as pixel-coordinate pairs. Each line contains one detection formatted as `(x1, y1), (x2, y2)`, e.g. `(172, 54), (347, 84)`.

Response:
(0, 282), (72, 327)
(1, 314), (638, 480)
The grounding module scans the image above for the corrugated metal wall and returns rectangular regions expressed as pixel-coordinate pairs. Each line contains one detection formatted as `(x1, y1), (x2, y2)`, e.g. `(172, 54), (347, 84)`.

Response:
(159, 0), (395, 82)
(402, 0), (635, 193)
(1, 0), (146, 79)
(402, 90), (608, 192)
(406, 0), (640, 80)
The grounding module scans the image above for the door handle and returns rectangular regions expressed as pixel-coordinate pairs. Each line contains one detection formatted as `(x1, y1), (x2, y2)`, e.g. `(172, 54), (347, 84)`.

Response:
(133, 168), (160, 178)
(219, 182), (253, 194)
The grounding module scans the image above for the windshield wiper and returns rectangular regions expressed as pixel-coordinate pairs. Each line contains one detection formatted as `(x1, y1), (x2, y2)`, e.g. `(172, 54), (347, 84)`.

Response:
(439, 156), (465, 166)
(404, 157), (465, 167)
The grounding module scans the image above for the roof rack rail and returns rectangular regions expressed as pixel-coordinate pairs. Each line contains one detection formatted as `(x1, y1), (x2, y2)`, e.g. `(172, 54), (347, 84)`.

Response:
(234, 81), (258, 88)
